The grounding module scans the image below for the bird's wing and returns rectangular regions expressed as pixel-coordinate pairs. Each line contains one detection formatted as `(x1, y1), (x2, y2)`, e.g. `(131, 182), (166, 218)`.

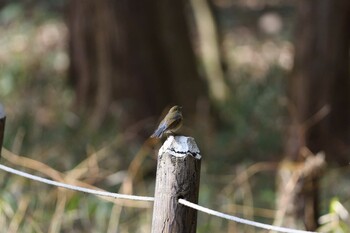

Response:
(167, 117), (181, 130)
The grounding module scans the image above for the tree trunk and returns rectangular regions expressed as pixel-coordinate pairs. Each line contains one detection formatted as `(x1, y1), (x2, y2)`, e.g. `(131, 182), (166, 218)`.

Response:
(288, 0), (350, 163)
(67, 0), (208, 129)
(277, 0), (350, 230)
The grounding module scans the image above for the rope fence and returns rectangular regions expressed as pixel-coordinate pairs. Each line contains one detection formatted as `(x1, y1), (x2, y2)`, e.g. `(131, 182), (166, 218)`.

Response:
(0, 164), (154, 202)
(0, 164), (318, 233)
(178, 199), (316, 233)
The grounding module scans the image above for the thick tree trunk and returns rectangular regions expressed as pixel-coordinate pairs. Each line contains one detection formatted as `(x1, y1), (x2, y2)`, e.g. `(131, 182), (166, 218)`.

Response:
(67, 0), (208, 129)
(288, 0), (350, 163)
(277, 0), (350, 230)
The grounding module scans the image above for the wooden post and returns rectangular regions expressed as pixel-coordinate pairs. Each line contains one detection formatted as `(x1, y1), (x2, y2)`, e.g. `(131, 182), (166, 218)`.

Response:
(0, 104), (5, 157)
(151, 136), (201, 233)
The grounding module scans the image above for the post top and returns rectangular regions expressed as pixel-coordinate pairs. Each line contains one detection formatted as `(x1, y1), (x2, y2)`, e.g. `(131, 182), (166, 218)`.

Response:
(0, 104), (5, 119)
(159, 136), (201, 159)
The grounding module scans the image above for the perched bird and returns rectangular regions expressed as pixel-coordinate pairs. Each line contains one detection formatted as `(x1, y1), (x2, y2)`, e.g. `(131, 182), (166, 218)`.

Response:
(151, 105), (183, 138)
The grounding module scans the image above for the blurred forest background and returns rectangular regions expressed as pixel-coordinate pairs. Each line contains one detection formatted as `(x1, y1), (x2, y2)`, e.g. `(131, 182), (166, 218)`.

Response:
(0, 0), (349, 232)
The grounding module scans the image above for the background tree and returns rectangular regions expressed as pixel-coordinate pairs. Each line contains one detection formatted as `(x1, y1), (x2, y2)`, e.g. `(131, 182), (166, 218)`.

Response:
(276, 0), (350, 230)
(67, 0), (208, 130)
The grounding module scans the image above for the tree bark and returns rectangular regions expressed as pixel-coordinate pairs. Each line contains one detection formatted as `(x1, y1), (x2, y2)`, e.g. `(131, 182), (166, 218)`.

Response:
(67, 0), (208, 129)
(0, 104), (5, 156)
(287, 0), (350, 163)
(151, 136), (201, 233)
(278, 0), (350, 230)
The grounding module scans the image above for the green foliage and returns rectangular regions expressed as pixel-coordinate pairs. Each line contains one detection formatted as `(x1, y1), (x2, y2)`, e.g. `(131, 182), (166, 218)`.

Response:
(318, 198), (350, 233)
(211, 66), (286, 166)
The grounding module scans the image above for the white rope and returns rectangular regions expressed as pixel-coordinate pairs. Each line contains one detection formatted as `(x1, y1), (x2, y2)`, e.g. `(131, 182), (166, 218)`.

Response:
(179, 199), (318, 233)
(0, 164), (154, 202)
(0, 164), (319, 233)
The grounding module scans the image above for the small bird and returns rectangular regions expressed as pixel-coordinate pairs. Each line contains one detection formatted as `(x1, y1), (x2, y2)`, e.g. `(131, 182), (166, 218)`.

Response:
(151, 105), (183, 138)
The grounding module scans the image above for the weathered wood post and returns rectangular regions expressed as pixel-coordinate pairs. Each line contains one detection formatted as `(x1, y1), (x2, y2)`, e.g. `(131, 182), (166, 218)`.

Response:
(0, 104), (5, 157)
(151, 136), (201, 233)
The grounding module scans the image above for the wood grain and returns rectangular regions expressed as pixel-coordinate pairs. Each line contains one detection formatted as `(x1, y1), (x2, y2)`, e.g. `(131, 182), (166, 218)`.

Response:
(151, 136), (201, 233)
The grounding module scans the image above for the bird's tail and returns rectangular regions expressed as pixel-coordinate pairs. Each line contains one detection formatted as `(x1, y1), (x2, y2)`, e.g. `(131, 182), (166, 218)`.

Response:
(151, 129), (163, 138)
